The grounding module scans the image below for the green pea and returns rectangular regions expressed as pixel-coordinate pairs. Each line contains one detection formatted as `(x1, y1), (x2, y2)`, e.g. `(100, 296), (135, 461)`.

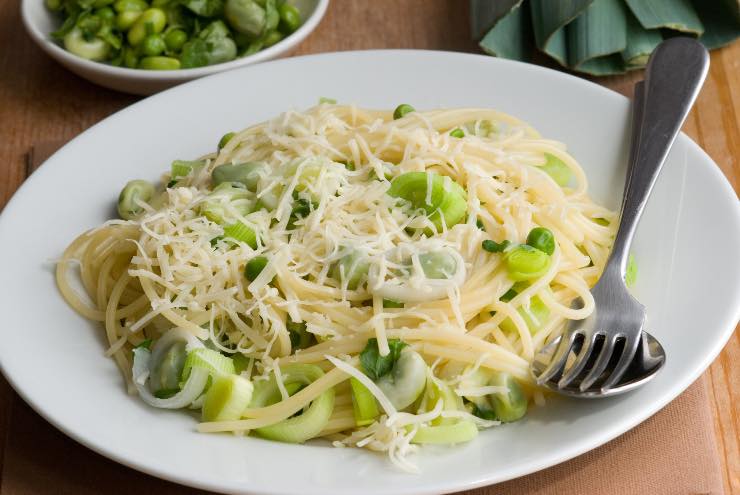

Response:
(45, 0), (63, 11)
(128, 8), (167, 46)
(218, 132), (236, 150)
(116, 10), (141, 30)
(449, 128), (465, 138)
(139, 56), (181, 70)
(263, 30), (284, 47)
(212, 162), (267, 191)
(245, 256), (269, 282)
(95, 6), (116, 22)
(393, 104), (415, 120)
(505, 245), (551, 282)
(164, 29), (188, 52)
(225, 0), (266, 37)
(278, 3), (301, 33)
(419, 251), (457, 279)
(526, 227), (555, 255)
(113, 0), (147, 13)
(123, 47), (138, 68)
(117, 180), (155, 220)
(63, 28), (110, 61)
(141, 34), (166, 56)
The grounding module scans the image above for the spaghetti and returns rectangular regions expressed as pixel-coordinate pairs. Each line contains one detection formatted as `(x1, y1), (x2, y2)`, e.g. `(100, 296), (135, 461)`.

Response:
(56, 103), (616, 470)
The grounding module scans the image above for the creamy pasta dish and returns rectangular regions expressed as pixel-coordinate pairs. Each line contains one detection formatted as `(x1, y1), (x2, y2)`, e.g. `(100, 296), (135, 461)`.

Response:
(57, 103), (617, 471)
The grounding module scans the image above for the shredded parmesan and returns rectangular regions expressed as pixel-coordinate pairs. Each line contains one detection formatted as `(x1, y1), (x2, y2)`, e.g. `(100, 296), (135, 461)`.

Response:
(56, 104), (617, 473)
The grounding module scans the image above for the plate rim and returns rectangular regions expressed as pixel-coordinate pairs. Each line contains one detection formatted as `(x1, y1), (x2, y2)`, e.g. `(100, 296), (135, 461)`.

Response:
(1, 49), (739, 495)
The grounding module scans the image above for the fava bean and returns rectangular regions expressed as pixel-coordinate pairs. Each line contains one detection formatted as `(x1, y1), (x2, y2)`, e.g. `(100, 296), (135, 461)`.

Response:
(123, 47), (138, 68)
(116, 10), (141, 30)
(141, 34), (166, 56)
(419, 251), (457, 279)
(225, 0), (266, 37)
(278, 3), (301, 33)
(113, 0), (147, 13)
(212, 162), (267, 191)
(117, 179), (155, 219)
(128, 8), (167, 46)
(139, 56), (181, 70)
(164, 29), (188, 52)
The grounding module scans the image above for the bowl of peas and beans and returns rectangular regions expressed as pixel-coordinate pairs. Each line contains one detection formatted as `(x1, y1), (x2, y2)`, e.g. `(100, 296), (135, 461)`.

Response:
(21, 0), (328, 94)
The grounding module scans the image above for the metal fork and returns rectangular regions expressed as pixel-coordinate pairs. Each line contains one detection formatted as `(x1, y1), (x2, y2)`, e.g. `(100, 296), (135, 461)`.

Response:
(531, 38), (709, 397)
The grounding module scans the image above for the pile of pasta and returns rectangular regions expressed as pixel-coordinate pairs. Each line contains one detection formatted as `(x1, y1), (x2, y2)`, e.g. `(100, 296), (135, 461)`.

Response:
(57, 104), (616, 471)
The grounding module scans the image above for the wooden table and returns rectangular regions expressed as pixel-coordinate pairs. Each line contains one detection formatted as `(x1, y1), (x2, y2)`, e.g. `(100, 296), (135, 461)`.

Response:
(0, 0), (738, 493)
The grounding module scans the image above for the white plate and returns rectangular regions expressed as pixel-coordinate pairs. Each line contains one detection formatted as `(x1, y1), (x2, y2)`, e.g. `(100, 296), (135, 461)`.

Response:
(0, 51), (738, 495)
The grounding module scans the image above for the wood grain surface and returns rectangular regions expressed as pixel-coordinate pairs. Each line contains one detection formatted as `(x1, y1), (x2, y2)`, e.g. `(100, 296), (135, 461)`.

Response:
(0, 0), (738, 493)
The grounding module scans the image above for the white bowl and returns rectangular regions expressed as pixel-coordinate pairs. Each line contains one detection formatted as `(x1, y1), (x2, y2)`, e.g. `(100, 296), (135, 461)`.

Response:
(21, 0), (329, 95)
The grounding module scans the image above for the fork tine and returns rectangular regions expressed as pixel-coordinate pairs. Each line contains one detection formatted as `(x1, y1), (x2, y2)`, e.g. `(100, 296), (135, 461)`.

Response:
(579, 334), (619, 391)
(600, 333), (641, 391)
(558, 332), (600, 389)
(535, 331), (581, 385)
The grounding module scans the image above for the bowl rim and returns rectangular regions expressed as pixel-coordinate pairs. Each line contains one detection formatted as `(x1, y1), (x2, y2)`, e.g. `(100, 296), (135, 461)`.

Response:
(21, 0), (330, 80)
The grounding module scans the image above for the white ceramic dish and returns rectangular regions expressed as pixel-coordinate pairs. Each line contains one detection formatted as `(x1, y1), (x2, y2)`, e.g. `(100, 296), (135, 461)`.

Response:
(0, 51), (738, 495)
(21, 0), (329, 95)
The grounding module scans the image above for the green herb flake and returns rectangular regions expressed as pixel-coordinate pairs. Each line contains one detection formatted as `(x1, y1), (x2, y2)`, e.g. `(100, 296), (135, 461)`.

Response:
(359, 338), (407, 380)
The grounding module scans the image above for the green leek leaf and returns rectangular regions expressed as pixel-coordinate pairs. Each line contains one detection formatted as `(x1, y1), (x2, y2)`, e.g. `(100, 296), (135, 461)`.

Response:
(411, 419), (478, 444)
(693, 0), (740, 49)
(624, 0), (704, 34)
(622, 10), (663, 68)
(567, 0), (628, 75)
(479, 1), (531, 60)
(474, 0), (739, 76)
(470, 0), (522, 39)
(530, 0), (594, 66)
(222, 221), (258, 249)
(350, 377), (380, 426)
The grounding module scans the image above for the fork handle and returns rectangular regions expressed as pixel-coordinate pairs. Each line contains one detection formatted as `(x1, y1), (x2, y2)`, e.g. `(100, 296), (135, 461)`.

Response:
(604, 38), (709, 280)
